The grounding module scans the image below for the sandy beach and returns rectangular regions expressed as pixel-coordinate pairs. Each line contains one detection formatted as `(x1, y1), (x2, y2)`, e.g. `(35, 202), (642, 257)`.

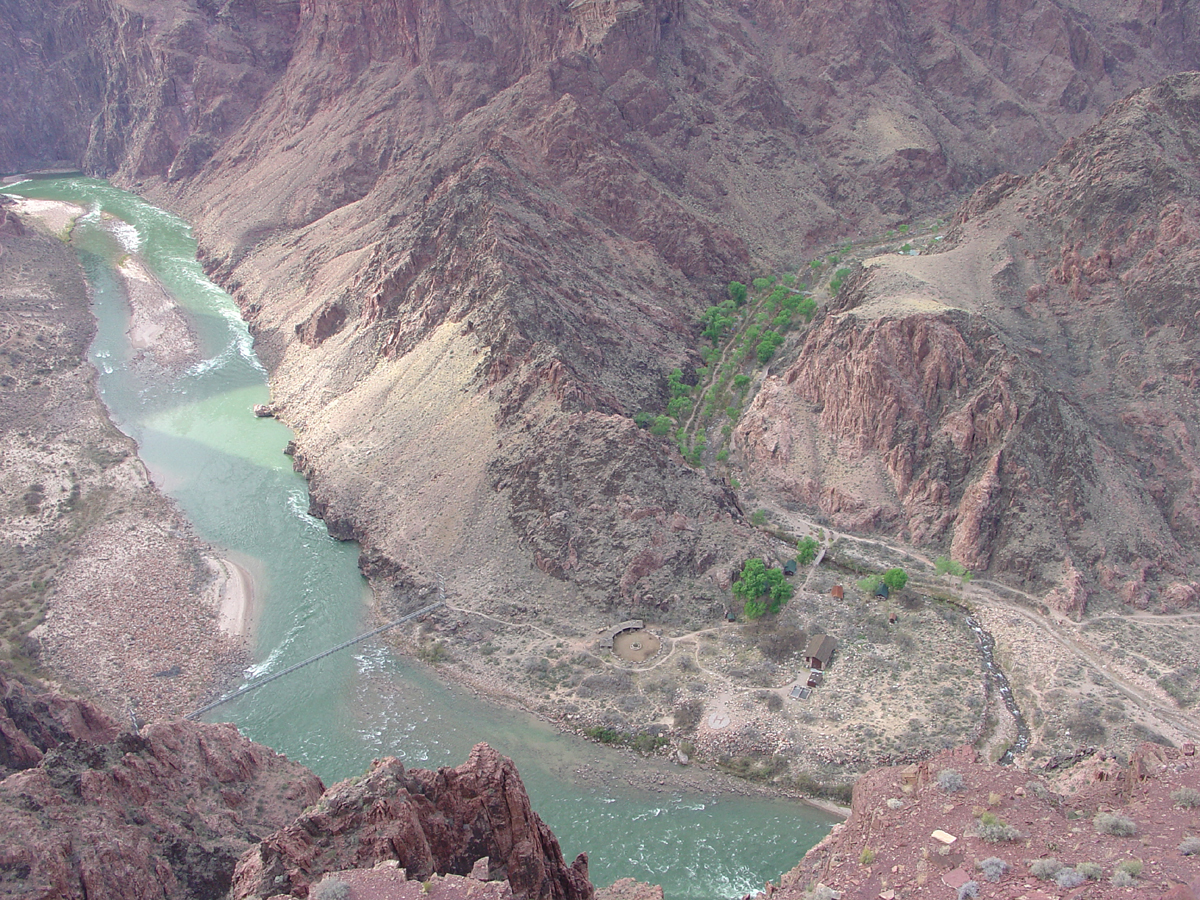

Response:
(210, 556), (256, 639)
(6, 196), (86, 237)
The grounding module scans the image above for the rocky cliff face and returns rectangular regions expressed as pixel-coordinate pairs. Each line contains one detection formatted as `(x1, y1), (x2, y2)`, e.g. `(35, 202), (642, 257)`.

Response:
(0, 712), (324, 899)
(737, 73), (1200, 613)
(0, 670), (591, 900)
(231, 743), (593, 900)
(5, 0), (1200, 618)
(0, 669), (117, 777)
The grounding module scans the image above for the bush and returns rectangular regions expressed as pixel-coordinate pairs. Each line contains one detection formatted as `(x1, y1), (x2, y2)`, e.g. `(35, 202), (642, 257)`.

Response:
(936, 769), (964, 792)
(1075, 862), (1102, 879)
(1054, 869), (1085, 889)
(650, 415), (674, 437)
(1171, 787), (1200, 808)
(1180, 836), (1200, 855)
(1029, 858), (1061, 879)
(752, 277), (773, 292)
(882, 567), (908, 591)
(956, 881), (979, 900)
(1115, 860), (1142, 877)
(976, 813), (1021, 842)
(859, 847), (876, 865)
(1094, 812), (1137, 836)
(796, 536), (819, 566)
(976, 857), (1007, 882)
(728, 281), (748, 306)
(858, 574), (882, 594)
(1110, 871), (1136, 887)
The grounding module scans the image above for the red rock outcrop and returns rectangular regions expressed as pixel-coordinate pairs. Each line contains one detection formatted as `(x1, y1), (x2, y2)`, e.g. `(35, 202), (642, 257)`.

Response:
(0, 669), (117, 777)
(0, 717), (324, 900)
(739, 74), (1200, 613)
(231, 743), (593, 900)
(781, 743), (1200, 900)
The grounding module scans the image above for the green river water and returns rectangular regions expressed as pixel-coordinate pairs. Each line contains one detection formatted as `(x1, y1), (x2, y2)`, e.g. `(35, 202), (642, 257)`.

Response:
(4, 177), (836, 899)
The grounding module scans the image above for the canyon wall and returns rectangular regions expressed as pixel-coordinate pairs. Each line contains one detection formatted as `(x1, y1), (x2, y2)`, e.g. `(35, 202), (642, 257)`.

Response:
(737, 73), (1200, 612)
(5, 0), (1200, 614)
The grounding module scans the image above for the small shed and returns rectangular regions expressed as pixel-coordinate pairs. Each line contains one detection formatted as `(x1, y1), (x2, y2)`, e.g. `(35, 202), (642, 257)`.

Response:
(874, 582), (890, 599)
(804, 633), (838, 670)
(783, 559), (798, 577)
(831, 584), (844, 600)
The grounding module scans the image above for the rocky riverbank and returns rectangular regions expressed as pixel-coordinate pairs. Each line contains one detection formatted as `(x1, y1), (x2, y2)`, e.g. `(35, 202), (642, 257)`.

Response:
(0, 194), (245, 719)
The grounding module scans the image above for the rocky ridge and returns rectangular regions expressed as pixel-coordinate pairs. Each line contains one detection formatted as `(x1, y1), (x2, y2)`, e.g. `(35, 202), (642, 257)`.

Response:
(0, 667), (596, 900)
(781, 742), (1200, 900)
(231, 743), (593, 900)
(738, 73), (1200, 615)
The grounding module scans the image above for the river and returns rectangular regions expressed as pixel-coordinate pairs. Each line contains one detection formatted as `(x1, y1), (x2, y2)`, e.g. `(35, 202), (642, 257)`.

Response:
(4, 177), (836, 899)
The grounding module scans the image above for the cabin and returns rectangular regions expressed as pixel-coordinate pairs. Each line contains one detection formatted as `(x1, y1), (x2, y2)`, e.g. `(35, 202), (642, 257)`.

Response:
(804, 633), (837, 670)
(875, 582), (890, 599)
(783, 559), (798, 577)
(831, 584), (844, 600)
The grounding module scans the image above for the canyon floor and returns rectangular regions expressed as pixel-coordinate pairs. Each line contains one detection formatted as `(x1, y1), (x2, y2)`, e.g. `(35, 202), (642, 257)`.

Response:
(4, 193), (1198, 808)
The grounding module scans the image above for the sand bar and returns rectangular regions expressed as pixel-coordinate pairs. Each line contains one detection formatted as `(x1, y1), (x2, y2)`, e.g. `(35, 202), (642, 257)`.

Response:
(211, 557), (256, 640)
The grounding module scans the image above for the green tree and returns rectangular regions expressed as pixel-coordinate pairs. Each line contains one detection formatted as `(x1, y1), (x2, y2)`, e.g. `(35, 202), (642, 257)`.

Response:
(650, 415), (673, 437)
(733, 558), (792, 618)
(796, 536), (819, 566)
(752, 276), (773, 292)
(667, 368), (690, 398)
(733, 558), (769, 602)
(634, 411), (653, 429)
(882, 567), (908, 592)
(728, 281), (748, 306)
(702, 302), (736, 343)
(756, 330), (784, 364)
(934, 556), (971, 581)
(796, 296), (817, 322)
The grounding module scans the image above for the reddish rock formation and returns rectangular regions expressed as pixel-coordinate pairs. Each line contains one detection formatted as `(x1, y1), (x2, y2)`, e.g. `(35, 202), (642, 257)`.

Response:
(780, 743), (1200, 900)
(739, 74), (1200, 612)
(0, 669), (117, 776)
(231, 743), (593, 900)
(0, 716), (324, 900)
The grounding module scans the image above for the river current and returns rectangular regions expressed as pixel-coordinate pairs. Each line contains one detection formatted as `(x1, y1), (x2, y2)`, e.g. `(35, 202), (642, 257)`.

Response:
(4, 178), (835, 899)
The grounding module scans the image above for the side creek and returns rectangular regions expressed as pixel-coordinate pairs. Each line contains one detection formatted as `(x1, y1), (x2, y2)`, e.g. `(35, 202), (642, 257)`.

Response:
(4, 177), (837, 900)
(967, 615), (1031, 764)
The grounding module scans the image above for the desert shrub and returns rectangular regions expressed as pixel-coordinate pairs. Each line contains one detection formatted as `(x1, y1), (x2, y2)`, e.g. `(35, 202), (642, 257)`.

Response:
(976, 857), (1007, 882)
(1110, 871), (1136, 887)
(751, 623), (807, 662)
(886, 798), (904, 810)
(956, 881), (979, 900)
(1094, 812), (1137, 836)
(1171, 787), (1200, 808)
(1054, 869), (1085, 889)
(1179, 836), (1200, 855)
(976, 813), (1021, 842)
(937, 769), (964, 792)
(1029, 858), (1061, 879)
(1115, 860), (1142, 877)
(859, 847), (876, 865)
(673, 699), (703, 731)
(1075, 862), (1102, 879)
(311, 879), (350, 900)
